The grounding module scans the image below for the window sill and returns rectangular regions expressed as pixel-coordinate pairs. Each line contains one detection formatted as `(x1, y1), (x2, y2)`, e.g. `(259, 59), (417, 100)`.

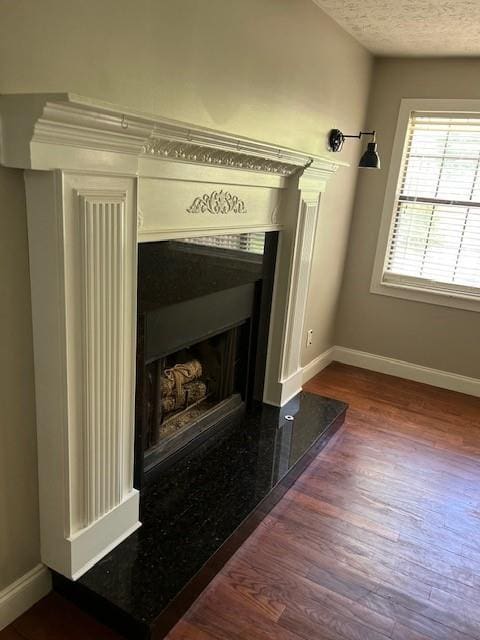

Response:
(370, 278), (480, 313)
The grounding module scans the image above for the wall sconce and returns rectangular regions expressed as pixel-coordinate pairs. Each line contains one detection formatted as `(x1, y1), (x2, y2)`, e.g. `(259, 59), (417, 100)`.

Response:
(328, 129), (381, 169)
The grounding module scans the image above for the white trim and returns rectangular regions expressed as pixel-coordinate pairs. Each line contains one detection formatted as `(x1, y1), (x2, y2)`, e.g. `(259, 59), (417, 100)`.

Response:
(371, 278), (480, 313)
(370, 98), (480, 314)
(333, 346), (480, 398)
(0, 92), (345, 177)
(302, 347), (336, 383)
(0, 564), (51, 631)
(270, 347), (336, 407)
(70, 522), (141, 581)
(25, 172), (139, 581)
(264, 369), (303, 407)
(68, 490), (140, 580)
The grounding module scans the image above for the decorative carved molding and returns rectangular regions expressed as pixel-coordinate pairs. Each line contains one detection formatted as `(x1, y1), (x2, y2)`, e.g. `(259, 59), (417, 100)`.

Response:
(0, 94), (347, 181)
(137, 210), (144, 229)
(143, 139), (296, 175)
(186, 190), (247, 215)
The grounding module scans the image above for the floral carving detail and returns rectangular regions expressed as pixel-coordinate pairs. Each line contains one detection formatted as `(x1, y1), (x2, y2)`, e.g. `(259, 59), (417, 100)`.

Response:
(187, 190), (247, 215)
(142, 139), (295, 176)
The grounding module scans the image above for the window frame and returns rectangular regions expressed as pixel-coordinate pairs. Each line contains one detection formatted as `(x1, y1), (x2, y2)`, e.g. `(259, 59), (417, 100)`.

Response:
(371, 98), (480, 313)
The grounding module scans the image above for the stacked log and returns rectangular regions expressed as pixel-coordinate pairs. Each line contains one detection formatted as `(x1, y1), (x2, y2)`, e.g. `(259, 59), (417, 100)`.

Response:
(160, 359), (207, 414)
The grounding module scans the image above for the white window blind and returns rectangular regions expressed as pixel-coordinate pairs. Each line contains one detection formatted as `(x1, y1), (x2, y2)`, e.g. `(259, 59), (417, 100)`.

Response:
(180, 232), (265, 255)
(384, 112), (480, 297)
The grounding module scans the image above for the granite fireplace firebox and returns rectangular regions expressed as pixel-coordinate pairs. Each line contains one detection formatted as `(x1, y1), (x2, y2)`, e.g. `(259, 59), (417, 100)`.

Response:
(0, 94), (348, 637)
(135, 233), (278, 484)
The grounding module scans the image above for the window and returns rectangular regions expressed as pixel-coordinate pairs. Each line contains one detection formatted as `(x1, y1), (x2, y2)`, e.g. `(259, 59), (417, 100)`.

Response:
(372, 99), (480, 312)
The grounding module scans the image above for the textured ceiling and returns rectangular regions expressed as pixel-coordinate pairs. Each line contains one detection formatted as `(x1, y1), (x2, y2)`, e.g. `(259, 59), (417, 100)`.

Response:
(312, 0), (480, 56)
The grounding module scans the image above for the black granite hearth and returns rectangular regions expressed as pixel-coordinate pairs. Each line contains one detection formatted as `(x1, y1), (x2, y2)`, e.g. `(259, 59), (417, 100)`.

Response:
(53, 392), (347, 639)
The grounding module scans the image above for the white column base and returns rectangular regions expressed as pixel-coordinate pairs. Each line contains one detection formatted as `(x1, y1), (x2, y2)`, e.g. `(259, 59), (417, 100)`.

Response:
(263, 369), (304, 407)
(67, 490), (141, 580)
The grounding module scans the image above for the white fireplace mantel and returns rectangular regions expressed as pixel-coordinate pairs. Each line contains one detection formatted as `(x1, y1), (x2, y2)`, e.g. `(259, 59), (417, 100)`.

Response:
(0, 93), (346, 580)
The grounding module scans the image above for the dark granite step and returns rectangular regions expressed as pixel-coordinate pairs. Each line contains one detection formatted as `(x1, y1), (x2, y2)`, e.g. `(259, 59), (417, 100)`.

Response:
(53, 391), (347, 639)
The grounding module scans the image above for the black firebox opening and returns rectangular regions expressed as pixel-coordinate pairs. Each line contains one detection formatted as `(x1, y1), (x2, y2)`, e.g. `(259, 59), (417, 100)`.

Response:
(143, 322), (250, 472)
(135, 232), (278, 488)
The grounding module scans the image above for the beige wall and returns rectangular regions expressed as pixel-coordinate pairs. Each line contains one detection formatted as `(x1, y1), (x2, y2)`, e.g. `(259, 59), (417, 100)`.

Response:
(0, 0), (371, 588)
(0, 168), (41, 589)
(336, 58), (480, 379)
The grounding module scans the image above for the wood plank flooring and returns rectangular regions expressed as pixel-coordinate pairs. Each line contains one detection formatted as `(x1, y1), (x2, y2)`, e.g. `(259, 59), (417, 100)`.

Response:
(2, 362), (480, 640)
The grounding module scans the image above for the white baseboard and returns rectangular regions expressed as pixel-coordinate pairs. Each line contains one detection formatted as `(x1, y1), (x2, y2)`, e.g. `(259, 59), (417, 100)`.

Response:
(0, 564), (51, 631)
(333, 346), (480, 398)
(270, 344), (479, 404)
(302, 347), (336, 384)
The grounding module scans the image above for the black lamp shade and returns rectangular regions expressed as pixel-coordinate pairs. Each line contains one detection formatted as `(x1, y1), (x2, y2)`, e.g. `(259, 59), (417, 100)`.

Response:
(359, 142), (381, 169)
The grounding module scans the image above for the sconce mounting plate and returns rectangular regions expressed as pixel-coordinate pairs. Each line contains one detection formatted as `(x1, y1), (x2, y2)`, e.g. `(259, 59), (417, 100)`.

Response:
(329, 129), (345, 153)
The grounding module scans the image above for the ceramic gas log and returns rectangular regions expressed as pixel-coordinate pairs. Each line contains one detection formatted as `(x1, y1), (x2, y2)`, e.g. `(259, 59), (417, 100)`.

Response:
(160, 360), (206, 415)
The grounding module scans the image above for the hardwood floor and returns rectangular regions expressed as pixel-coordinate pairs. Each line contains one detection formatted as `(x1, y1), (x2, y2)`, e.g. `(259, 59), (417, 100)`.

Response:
(3, 362), (480, 640)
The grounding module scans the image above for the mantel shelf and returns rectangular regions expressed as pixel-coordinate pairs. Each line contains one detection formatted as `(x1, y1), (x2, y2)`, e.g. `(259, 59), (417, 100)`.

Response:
(0, 92), (347, 180)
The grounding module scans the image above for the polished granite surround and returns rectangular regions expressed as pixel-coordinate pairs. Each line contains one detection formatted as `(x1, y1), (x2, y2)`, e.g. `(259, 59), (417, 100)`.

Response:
(54, 392), (347, 639)
(138, 240), (264, 312)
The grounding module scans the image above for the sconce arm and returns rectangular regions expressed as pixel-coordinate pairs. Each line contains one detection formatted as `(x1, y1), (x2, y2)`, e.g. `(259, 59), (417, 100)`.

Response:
(328, 128), (376, 152)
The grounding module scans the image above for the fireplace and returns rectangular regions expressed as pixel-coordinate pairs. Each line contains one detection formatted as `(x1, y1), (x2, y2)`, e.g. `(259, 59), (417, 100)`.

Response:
(135, 232), (277, 484)
(0, 93), (343, 580)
